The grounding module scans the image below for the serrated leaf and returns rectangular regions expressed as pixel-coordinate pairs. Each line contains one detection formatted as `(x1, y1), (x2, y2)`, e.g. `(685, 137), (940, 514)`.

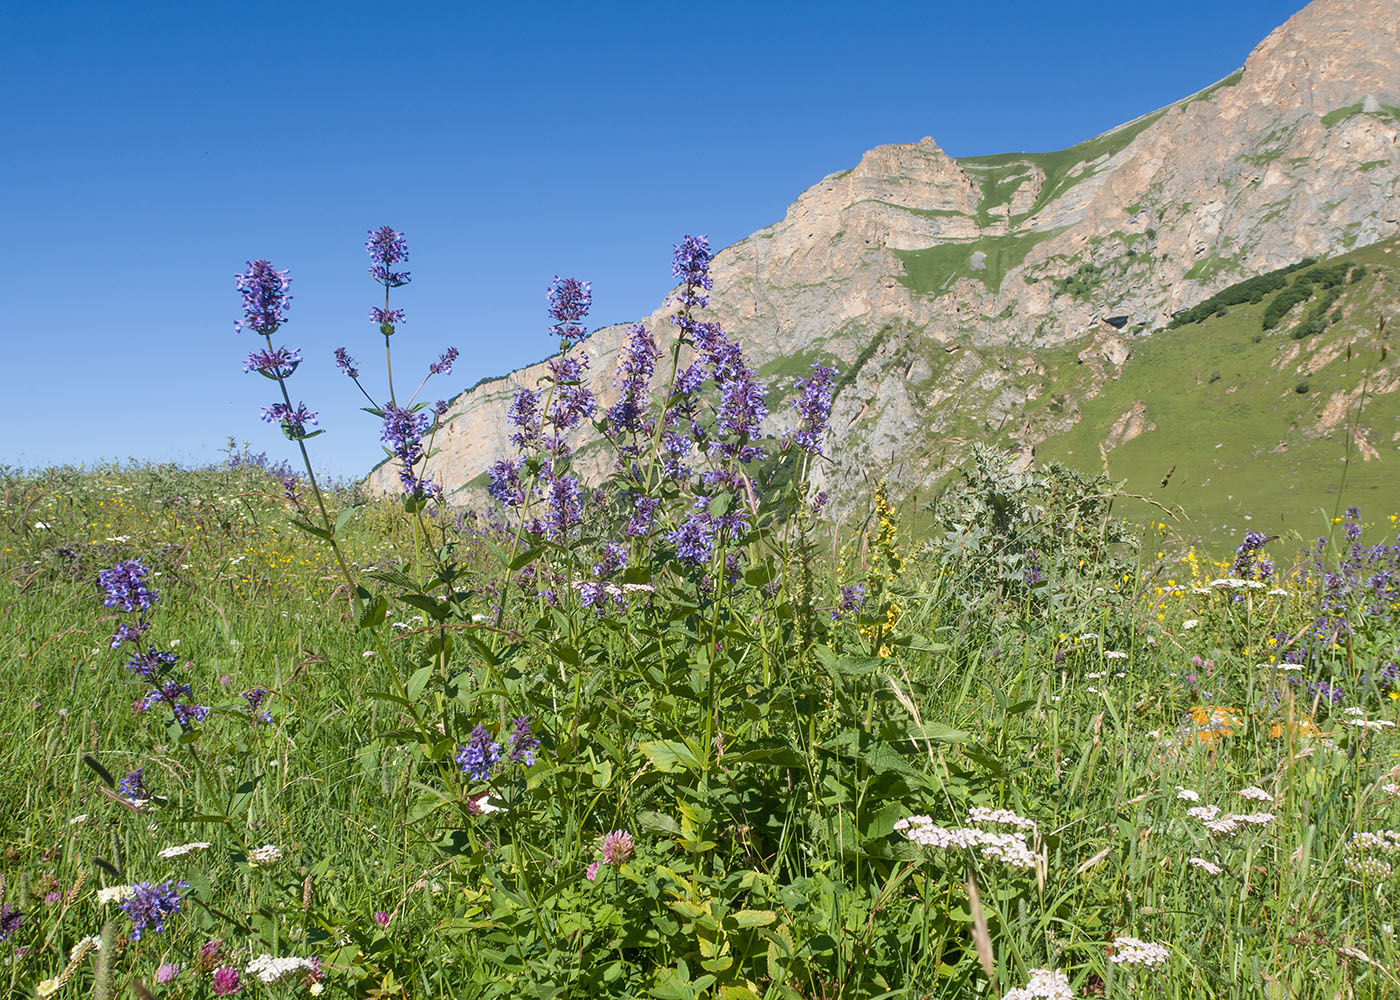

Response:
(640, 740), (701, 773)
(357, 595), (388, 629)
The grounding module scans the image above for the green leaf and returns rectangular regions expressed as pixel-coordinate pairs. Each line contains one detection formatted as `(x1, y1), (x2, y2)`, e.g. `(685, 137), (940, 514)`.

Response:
(725, 909), (777, 929)
(510, 546), (545, 571)
(398, 593), (449, 621)
(357, 596), (387, 630)
(362, 407), (386, 418)
(910, 721), (969, 743)
(405, 665), (433, 702)
(333, 507), (354, 538)
(288, 517), (332, 541)
(640, 740), (701, 773)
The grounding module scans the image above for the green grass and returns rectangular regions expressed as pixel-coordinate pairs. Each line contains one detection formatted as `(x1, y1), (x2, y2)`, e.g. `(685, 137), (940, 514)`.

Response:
(894, 230), (1063, 296)
(1034, 237), (1400, 539)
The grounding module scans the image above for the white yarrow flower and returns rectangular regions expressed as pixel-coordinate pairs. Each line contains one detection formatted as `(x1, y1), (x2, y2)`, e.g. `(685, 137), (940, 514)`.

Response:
(1188, 857), (1223, 875)
(96, 884), (136, 904)
(1104, 650), (1129, 660)
(248, 844), (283, 866)
(1110, 936), (1169, 966)
(246, 954), (316, 983)
(1238, 786), (1274, 802)
(1175, 786), (1200, 802)
(1001, 967), (1074, 1000)
(1182, 619), (1200, 629)
(158, 841), (212, 859)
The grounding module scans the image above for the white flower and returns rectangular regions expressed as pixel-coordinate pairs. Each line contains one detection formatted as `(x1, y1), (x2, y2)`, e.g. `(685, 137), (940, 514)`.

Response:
(1348, 719), (1396, 731)
(68, 814), (89, 826)
(1381, 783), (1400, 796)
(1238, 786), (1274, 802)
(36, 978), (60, 998)
(1344, 707), (1367, 717)
(96, 885), (136, 904)
(895, 815), (1037, 868)
(246, 954), (316, 983)
(1188, 857), (1223, 875)
(158, 841), (211, 859)
(34, 521), (50, 530)
(1110, 936), (1169, 966)
(967, 806), (1038, 832)
(1175, 786), (1200, 802)
(71, 935), (103, 958)
(1104, 650), (1129, 660)
(362, 650), (376, 658)
(1187, 804), (1220, 822)
(1077, 633), (1099, 641)
(1232, 812), (1274, 826)
(1001, 967), (1073, 1000)
(1086, 671), (1106, 679)
(248, 844), (283, 866)
(1267, 588), (1291, 596)
(1182, 620), (1200, 630)
(310, 985), (325, 996)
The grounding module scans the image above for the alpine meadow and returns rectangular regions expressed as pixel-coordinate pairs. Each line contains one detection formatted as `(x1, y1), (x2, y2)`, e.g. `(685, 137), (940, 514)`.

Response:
(5, 0), (1400, 998)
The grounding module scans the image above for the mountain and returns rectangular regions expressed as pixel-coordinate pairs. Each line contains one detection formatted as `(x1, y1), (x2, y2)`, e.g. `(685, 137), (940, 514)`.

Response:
(372, 0), (1400, 531)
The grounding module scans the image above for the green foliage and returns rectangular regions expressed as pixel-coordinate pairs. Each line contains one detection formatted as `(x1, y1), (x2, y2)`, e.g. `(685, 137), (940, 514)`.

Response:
(1168, 257), (1312, 328)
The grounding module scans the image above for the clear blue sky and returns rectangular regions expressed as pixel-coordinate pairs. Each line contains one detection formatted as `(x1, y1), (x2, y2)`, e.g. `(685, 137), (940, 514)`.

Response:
(7, 0), (1304, 479)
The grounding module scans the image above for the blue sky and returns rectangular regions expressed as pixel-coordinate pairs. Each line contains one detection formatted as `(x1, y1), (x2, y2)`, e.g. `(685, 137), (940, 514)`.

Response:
(7, 0), (1304, 478)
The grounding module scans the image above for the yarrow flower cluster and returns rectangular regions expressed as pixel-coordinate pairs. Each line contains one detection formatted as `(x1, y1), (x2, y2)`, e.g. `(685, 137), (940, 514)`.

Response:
(246, 954), (317, 984)
(248, 844), (283, 867)
(1001, 968), (1074, 1000)
(158, 842), (211, 859)
(894, 813), (1038, 869)
(1343, 829), (1400, 878)
(1187, 856), (1224, 875)
(1110, 936), (1169, 966)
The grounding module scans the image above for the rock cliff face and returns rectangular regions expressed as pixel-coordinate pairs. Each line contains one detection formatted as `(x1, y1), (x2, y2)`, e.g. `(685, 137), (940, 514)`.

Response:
(372, 0), (1400, 502)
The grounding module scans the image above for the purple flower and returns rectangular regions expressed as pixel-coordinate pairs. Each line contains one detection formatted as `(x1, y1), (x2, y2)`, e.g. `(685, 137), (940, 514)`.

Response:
(212, 965), (241, 995)
(119, 880), (188, 940)
(171, 703), (212, 726)
(608, 324), (660, 439)
(242, 346), (302, 378)
(543, 473), (583, 540)
(118, 767), (148, 800)
(234, 260), (292, 335)
(600, 829), (635, 866)
(110, 619), (151, 650)
(156, 963), (180, 984)
(333, 347), (360, 379)
(370, 306), (406, 326)
(832, 584), (867, 621)
(259, 402), (318, 439)
(672, 235), (714, 308)
(430, 347), (459, 375)
(546, 276), (591, 344)
(99, 560), (158, 612)
(508, 716), (539, 766)
(486, 458), (525, 507)
(788, 363), (838, 455)
(241, 687), (269, 714)
(507, 388), (541, 447)
(0, 904), (23, 941)
(366, 226), (410, 286)
(626, 496), (660, 538)
(667, 512), (716, 567)
(456, 724), (502, 781)
(373, 910), (391, 927)
(381, 405), (433, 498)
(124, 647), (176, 678)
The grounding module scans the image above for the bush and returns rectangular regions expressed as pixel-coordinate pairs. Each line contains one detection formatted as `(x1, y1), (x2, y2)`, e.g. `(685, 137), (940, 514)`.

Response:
(1296, 380), (1311, 393)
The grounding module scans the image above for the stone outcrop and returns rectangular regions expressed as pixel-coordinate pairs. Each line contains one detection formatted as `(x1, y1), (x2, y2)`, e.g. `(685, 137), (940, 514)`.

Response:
(372, 0), (1400, 503)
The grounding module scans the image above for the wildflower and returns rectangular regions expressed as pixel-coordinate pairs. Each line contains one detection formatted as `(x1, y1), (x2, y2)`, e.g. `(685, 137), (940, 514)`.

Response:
(788, 362), (838, 455)
(1001, 968), (1074, 1000)
(507, 716), (539, 766)
(667, 512), (716, 567)
(1347, 718), (1396, 731)
(967, 806), (1038, 832)
(366, 226), (410, 286)
(0, 904), (24, 941)
(1175, 787), (1200, 802)
(1110, 936), (1169, 966)
(429, 347), (459, 375)
(487, 457), (526, 507)
(456, 724), (501, 781)
(1238, 786), (1274, 802)
(546, 276), (591, 344)
(671, 235), (714, 307)
(608, 324), (660, 439)
(156, 964), (180, 983)
(35, 979), (59, 998)
(242, 346), (302, 378)
(585, 861), (601, 882)
(1188, 857), (1223, 875)
(1186, 805), (1221, 822)
(248, 844), (283, 867)
(234, 260), (292, 335)
(259, 401), (318, 439)
(241, 687), (269, 714)
(212, 965), (242, 994)
(96, 885), (136, 904)
(1105, 650), (1129, 660)
(246, 954), (316, 983)
(600, 830), (635, 867)
(158, 842), (211, 859)
(373, 911), (391, 927)
(333, 347), (359, 378)
(119, 880), (188, 939)
(895, 815), (1037, 868)
(832, 584), (867, 621)
(118, 767), (149, 801)
(98, 560), (158, 612)
(1182, 619), (1200, 629)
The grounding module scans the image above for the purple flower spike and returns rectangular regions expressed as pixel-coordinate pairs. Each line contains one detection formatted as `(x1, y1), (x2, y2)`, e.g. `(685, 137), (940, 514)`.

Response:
(507, 716), (539, 766)
(366, 226), (411, 286)
(260, 402), (319, 439)
(672, 235), (714, 307)
(99, 560), (159, 612)
(333, 347), (360, 378)
(242, 346), (302, 378)
(430, 346), (459, 375)
(234, 260), (292, 335)
(0, 904), (24, 941)
(546, 276), (591, 343)
(456, 724), (502, 781)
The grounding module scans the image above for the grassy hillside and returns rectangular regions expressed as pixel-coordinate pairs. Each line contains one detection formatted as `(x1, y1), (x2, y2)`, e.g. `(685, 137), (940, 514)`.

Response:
(1035, 237), (1400, 542)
